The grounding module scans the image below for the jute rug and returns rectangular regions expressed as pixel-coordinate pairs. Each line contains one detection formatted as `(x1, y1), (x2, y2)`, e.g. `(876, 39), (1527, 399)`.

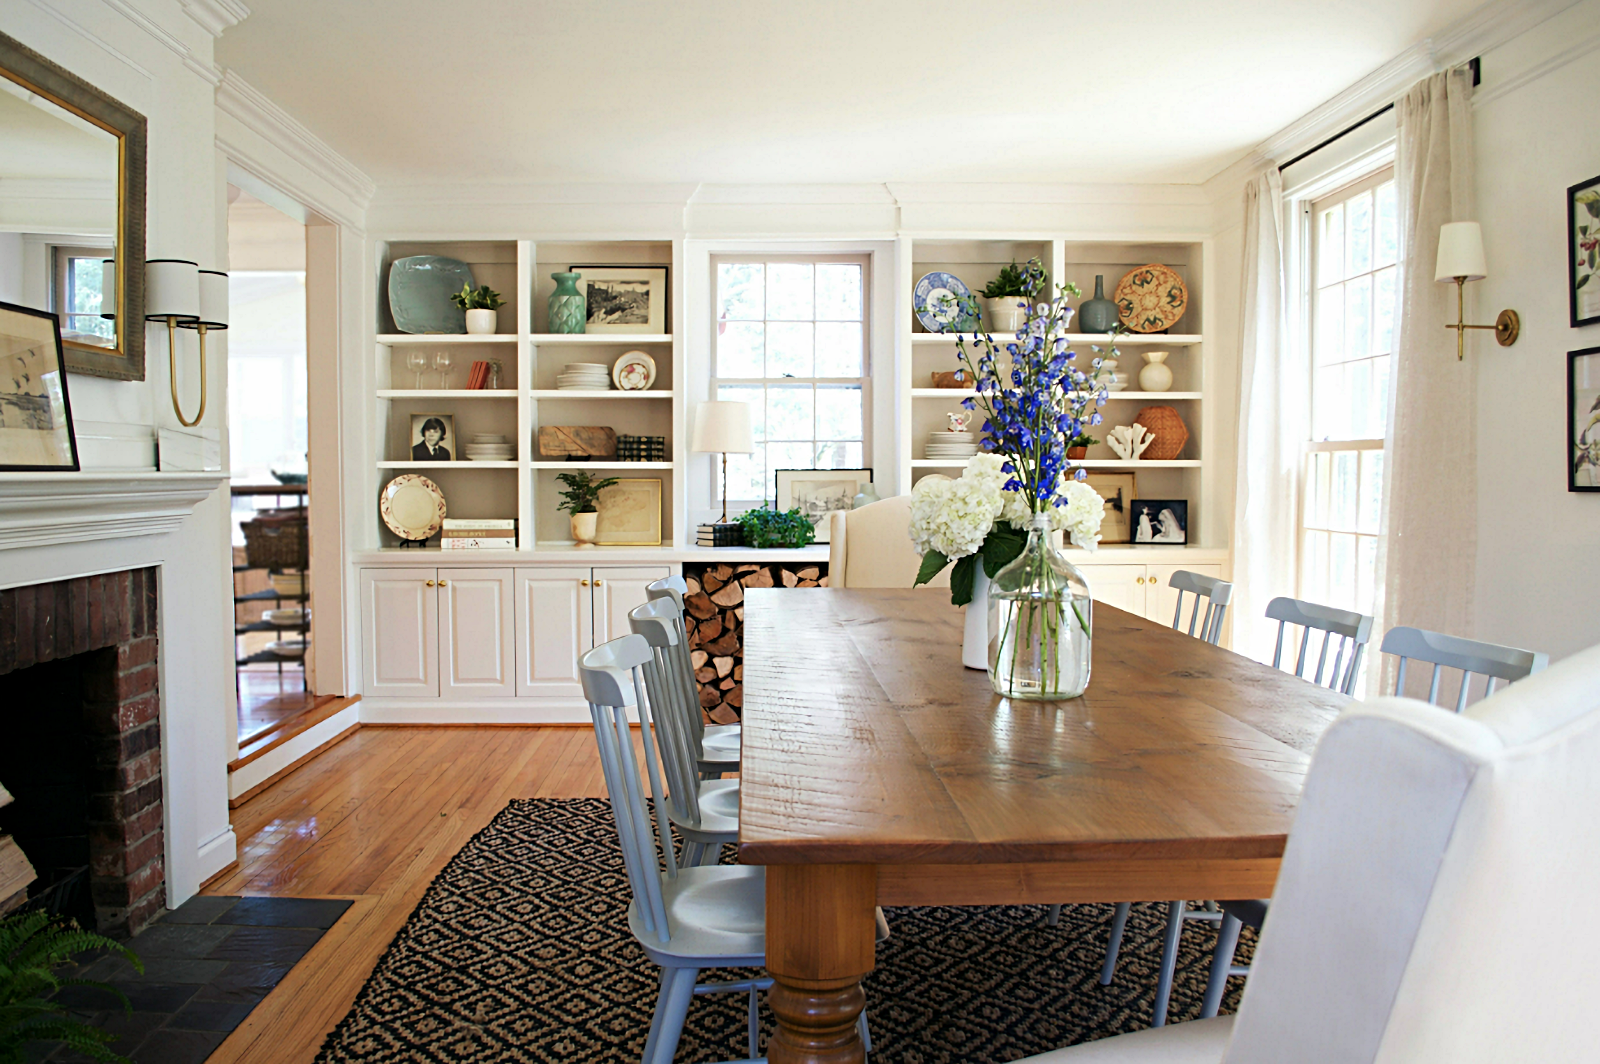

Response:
(317, 799), (1253, 1063)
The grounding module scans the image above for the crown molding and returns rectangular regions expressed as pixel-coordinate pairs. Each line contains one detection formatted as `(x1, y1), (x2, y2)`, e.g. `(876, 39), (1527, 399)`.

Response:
(887, 182), (1212, 206)
(179, 0), (249, 38)
(214, 69), (376, 212)
(373, 182), (700, 208)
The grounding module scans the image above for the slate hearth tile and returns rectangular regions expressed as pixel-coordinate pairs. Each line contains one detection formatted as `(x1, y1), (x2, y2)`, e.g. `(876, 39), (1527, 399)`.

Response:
(214, 896), (351, 928)
(169, 997), (256, 1032)
(55, 980), (197, 1013)
(158, 895), (240, 924)
(203, 925), (322, 963)
(79, 954), (229, 984)
(128, 1029), (227, 1064)
(192, 962), (292, 1003)
(122, 923), (233, 958)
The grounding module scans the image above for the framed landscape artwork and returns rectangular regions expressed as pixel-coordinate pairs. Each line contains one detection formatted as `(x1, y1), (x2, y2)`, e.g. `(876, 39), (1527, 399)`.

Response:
(1571, 347), (1600, 492)
(1569, 175), (1600, 327)
(596, 478), (663, 545)
(775, 468), (872, 544)
(570, 265), (668, 334)
(0, 300), (78, 471)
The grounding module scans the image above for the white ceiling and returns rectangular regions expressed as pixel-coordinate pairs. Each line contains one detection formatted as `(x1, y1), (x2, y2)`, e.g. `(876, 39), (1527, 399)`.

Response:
(215, 0), (1491, 188)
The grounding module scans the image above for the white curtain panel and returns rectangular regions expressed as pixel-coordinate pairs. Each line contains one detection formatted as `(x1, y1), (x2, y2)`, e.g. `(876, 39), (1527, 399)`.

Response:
(1231, 168), (1302, 663)
(1374, 67), (1478, 697)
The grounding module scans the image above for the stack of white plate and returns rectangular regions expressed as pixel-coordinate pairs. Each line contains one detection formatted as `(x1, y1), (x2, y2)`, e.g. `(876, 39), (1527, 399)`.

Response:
(263, 606), (306, 626)
(464, 433), (514, 462)
(266, 639), (306, 658)
(556, 363), (611, 391)
(925, 429), (979, 462)
(269, 571), (304, 597)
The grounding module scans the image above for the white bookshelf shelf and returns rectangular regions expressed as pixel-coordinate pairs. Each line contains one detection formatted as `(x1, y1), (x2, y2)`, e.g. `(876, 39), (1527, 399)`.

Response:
(377, 389), (518, 399)
(529, 333), (673, 344)
(528, 390), (673, 399)
(377, 460), (518, 469)
(910, 389), (1202, 401)
(910, 458), (1201, 469)
(377, 334), (517, 345)
(528, 461), (673, 470)
(910, 332), (1203, 346)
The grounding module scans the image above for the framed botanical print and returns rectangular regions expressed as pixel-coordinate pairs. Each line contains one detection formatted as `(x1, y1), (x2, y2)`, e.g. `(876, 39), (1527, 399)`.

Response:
(596, 478), (663, 545)
(0, 300), (79, 471)
(569, 265), (669, 334)
(775, 468), (872, 544)
(1569, 175), (1600, 327)
(1570, 346), (1600, 491)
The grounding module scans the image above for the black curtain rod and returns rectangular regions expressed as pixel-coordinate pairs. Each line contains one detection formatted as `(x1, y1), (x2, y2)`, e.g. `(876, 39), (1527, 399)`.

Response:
(1277, 57), (1480, 173)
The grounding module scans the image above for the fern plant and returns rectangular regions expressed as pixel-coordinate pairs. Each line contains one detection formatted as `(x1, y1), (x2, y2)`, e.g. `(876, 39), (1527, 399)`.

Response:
(555, 471), (619, 515)
(980, 260), (1030, 299)
(0, 909), (142, 1064)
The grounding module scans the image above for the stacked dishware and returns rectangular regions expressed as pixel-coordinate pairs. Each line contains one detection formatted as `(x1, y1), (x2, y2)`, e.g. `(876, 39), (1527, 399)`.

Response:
(925, 427), (979, 462)
(1101, 358), (1131, 392)
(269, 571), (304, 597)
(556, 363), (611, 390)
(263, 606), (306, 626)
(464, 433), (514, 462)
(265, 639), (306, 657)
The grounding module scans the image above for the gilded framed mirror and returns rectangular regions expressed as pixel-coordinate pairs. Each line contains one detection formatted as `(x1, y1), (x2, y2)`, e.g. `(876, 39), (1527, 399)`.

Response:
(0, 30), (146, 381)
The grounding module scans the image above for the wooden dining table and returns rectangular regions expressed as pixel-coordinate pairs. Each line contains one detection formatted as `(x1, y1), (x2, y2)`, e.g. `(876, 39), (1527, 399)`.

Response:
(737, 587), (1351, 1064)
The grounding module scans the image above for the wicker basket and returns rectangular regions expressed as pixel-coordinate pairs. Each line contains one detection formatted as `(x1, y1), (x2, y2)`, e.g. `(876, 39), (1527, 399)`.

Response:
(1133, 405), (1190, 461)
(242, 517), (308, 570)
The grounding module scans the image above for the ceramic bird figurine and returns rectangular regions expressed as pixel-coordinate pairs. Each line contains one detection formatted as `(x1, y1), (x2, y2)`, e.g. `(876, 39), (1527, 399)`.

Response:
(1107, 423), (1155, 460)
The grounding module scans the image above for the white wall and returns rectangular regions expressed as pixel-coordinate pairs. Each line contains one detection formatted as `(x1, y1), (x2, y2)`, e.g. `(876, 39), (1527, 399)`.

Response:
(1473, 0), (1600, 661)
(0, 231), (21, 302)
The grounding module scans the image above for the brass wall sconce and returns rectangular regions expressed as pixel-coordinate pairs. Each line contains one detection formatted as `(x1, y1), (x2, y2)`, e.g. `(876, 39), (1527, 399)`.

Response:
(144, 260), (227, 426)
(1436, 222), (1519, 360)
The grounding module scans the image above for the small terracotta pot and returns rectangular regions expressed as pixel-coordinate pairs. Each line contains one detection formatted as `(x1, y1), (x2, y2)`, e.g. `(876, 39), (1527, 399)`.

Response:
(571, 511), (598, 547)
(1067, 446), (1088, 460)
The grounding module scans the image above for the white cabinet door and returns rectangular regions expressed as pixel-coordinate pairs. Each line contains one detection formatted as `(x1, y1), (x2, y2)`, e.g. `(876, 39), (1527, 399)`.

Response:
(360, 569), (438, 697)
(592, 566), (674, 646)
(514, 567), (592, 698)
(438, 568), (515, 698)
(1076, 564), (1148, 617)
(1145, 563), (1225, 635)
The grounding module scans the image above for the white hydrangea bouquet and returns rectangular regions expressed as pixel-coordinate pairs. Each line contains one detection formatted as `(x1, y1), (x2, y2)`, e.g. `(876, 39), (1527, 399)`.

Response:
(910, 452), (1105, 607)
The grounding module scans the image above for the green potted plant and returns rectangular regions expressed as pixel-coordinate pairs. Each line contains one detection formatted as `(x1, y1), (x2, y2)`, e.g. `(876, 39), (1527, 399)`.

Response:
(556, 471), (619, 547)
(736, 504), (816, 549)
(1067, 432), (1098, 460)
(450, 284), (505, 335)
(981, 259), (1032, 333)
(1, 909), (142, 1064)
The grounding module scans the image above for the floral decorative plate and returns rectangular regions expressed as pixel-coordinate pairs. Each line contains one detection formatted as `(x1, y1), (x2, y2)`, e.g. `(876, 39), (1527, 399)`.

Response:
(380, 474), (446, 542)
(1114, 264), (1188, 333)
(914, 271), (979, 333)
(612, 350), (657, 391)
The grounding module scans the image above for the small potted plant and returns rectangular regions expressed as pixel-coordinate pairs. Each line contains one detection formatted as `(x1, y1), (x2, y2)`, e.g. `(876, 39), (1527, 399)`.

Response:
(556, 471), (619, 548)
(1067, 432), (1098, 460)
(736, 504), (816, 549)
(450, 284), (505, 335)
(981, 260), (1031, 333)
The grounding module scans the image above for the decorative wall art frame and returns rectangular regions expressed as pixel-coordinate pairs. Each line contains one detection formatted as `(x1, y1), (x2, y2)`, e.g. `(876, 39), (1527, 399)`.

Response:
(410, 413), (455, 462)
(1083, 472), (1137, 545)
(595, 478), (663, 545)
(569, 266), (668, 333)
(1130, 498), (1188, 545)
(1569, 175), (1600, 327)
(1570, 346), (1600, 492)
(0, 300), (79, 471)
(775, 468), (873, 544)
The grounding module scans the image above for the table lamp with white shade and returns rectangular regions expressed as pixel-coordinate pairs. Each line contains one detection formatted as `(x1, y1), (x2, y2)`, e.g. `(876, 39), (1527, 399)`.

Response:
(692, 400), (754, 526)
(1435, 221), (1519, 360)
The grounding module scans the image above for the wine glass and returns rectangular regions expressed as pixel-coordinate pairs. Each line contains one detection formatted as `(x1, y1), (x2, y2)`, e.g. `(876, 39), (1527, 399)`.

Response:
(433, 349), (454, 389)
(406, 351), (428, 389)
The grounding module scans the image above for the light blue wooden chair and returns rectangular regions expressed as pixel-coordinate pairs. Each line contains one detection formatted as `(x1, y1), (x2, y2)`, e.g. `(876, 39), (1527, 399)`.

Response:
(580, 633), (872, 1063)
(1169, 570), (1233, 646)
(647, 576), (740, 776)
(1266, 597), (1374, 696)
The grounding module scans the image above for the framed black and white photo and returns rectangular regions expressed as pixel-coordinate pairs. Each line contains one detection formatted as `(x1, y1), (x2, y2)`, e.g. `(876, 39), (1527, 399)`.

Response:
(1570, 346), (1600, 492)
(1084, 472), (1137, 545)
(775, 468), (872, 544)
(1570, 175), (1600, 327)
(410, 413), (455, 462)
(0, 300), (78, 471)
(1130, 498), (1187, 545)
(569, 265), (668, 334)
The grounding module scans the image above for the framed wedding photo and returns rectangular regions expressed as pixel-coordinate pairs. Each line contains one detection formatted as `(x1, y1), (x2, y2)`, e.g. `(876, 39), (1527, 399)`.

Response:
(0, 300), (79, 471)
(775, 468), (872, 544)
(1569, 175), (1600, 327)
(570, 265), (669, 334)
(1130, 499), (1188, 545)
(1570, 346), (1600, 492)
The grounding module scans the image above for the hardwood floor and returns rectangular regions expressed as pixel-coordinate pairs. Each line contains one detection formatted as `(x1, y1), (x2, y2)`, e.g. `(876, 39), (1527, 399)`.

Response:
(203, 725), (607, 1063)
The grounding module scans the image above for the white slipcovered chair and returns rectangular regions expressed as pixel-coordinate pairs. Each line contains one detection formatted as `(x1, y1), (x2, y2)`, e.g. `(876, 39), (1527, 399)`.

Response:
(1021, 640), (1600, 1063)
(828, 495), (949, 589)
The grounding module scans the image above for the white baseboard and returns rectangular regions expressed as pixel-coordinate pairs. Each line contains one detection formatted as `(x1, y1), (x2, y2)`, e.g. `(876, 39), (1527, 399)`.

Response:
(228, 704), (361, 800)
(358, 698), (590, 725)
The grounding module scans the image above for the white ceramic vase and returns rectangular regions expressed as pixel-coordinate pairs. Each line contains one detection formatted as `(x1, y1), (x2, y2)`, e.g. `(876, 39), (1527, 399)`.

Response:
(985, 296), (1028, 334)
(465, 308), (497, 335)
(962, 567), (992, 670)
(1139, 350), (1173, 392)
(571, 511), (597, 547)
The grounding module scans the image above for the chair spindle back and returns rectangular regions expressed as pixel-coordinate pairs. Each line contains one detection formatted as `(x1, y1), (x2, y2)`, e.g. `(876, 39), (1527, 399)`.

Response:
(1168, 570), (1233, 646)
(629, 599), (705, 826)
(1381, 626), (1550, 712)
(1265, 597), (1374, 696)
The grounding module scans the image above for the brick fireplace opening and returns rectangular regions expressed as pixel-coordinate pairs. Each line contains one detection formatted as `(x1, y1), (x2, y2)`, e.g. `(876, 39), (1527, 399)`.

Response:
(0, 569), (163, 934)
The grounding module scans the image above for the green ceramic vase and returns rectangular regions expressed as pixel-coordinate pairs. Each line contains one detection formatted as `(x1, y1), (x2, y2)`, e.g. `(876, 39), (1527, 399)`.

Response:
(1077, 274), (1120, 335)
(548, 271), (586, 334)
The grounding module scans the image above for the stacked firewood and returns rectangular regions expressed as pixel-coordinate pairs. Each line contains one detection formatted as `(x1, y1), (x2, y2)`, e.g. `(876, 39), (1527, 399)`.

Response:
(681, 563), (828, 724)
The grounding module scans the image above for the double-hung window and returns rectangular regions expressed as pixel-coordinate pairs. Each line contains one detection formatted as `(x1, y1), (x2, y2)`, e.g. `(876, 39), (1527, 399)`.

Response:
(712, 255), (869, 505)
(1299, 167), (1397, 616)
(52, 244), (114, 343)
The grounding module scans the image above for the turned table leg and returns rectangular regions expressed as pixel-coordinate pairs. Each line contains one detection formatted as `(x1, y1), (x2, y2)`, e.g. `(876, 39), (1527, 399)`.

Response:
(765, 863), (878, 1064)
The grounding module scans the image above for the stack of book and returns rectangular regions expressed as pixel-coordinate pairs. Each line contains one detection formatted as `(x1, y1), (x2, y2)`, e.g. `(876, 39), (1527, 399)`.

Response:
(464, 360), (501, 389)
(441, 518), (516, 550)
(617, 434), (667, 462)
(696, 522), (743, 548)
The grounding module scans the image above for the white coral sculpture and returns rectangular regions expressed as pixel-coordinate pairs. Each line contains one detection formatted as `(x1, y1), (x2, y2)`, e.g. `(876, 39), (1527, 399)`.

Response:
(1106, 423), (1155, 460)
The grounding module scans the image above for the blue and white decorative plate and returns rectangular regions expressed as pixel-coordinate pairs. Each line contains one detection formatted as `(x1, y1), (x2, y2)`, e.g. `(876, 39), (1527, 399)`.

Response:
(914, 271), (979, 333)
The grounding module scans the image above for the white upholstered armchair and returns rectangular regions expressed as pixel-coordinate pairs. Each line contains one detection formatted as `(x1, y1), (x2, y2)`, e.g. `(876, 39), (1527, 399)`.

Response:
(827, 495), (948, 589)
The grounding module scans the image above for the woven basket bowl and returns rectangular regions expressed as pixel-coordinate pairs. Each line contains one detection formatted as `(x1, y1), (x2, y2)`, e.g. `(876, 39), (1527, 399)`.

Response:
(1133, 405), (1189, 461)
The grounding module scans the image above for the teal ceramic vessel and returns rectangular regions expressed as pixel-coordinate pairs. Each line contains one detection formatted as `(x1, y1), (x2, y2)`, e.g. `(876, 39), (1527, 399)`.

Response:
(388, 255), (474, 333)
(549, 272), (586, 334)
(1077, 274), (1120, 335)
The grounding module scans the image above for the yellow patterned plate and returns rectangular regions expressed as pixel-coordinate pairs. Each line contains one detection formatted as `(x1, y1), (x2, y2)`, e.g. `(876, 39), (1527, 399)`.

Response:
(1114, 264), (1188, 333)
(380, 474), (446, 542)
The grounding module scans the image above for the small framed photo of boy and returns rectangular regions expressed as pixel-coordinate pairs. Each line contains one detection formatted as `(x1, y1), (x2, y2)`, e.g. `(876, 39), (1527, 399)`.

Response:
(410, 413), (455, 462)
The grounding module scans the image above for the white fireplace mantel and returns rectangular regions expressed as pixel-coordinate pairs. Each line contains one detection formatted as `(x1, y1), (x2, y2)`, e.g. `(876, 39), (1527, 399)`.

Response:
(0, 471), (228, 552)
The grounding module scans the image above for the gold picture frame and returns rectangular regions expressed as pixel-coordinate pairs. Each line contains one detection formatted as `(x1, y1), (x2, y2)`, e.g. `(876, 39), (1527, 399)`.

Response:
(1083, 472), (1137, 545)
(596, 478), (663, 545)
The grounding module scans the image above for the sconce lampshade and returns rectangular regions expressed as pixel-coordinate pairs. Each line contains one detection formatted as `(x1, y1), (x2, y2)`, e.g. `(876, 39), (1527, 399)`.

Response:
(1435, 222), (1488, 282)
(144, 259), (200, 322)
(179, 270), (229, 331)
(691, 400), (754, 454)
(100, 259), (115, 319)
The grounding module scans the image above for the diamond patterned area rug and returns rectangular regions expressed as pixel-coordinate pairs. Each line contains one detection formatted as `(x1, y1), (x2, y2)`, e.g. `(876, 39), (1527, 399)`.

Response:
(316, 799), (1254, 1063)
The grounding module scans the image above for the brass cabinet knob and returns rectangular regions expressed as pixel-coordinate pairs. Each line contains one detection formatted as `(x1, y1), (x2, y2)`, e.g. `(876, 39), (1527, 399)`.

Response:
(425, 579), (436, 587)
(438, 579), (449, 587)
(580, 578), (590, 587)
(593, 579), (604, 587)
